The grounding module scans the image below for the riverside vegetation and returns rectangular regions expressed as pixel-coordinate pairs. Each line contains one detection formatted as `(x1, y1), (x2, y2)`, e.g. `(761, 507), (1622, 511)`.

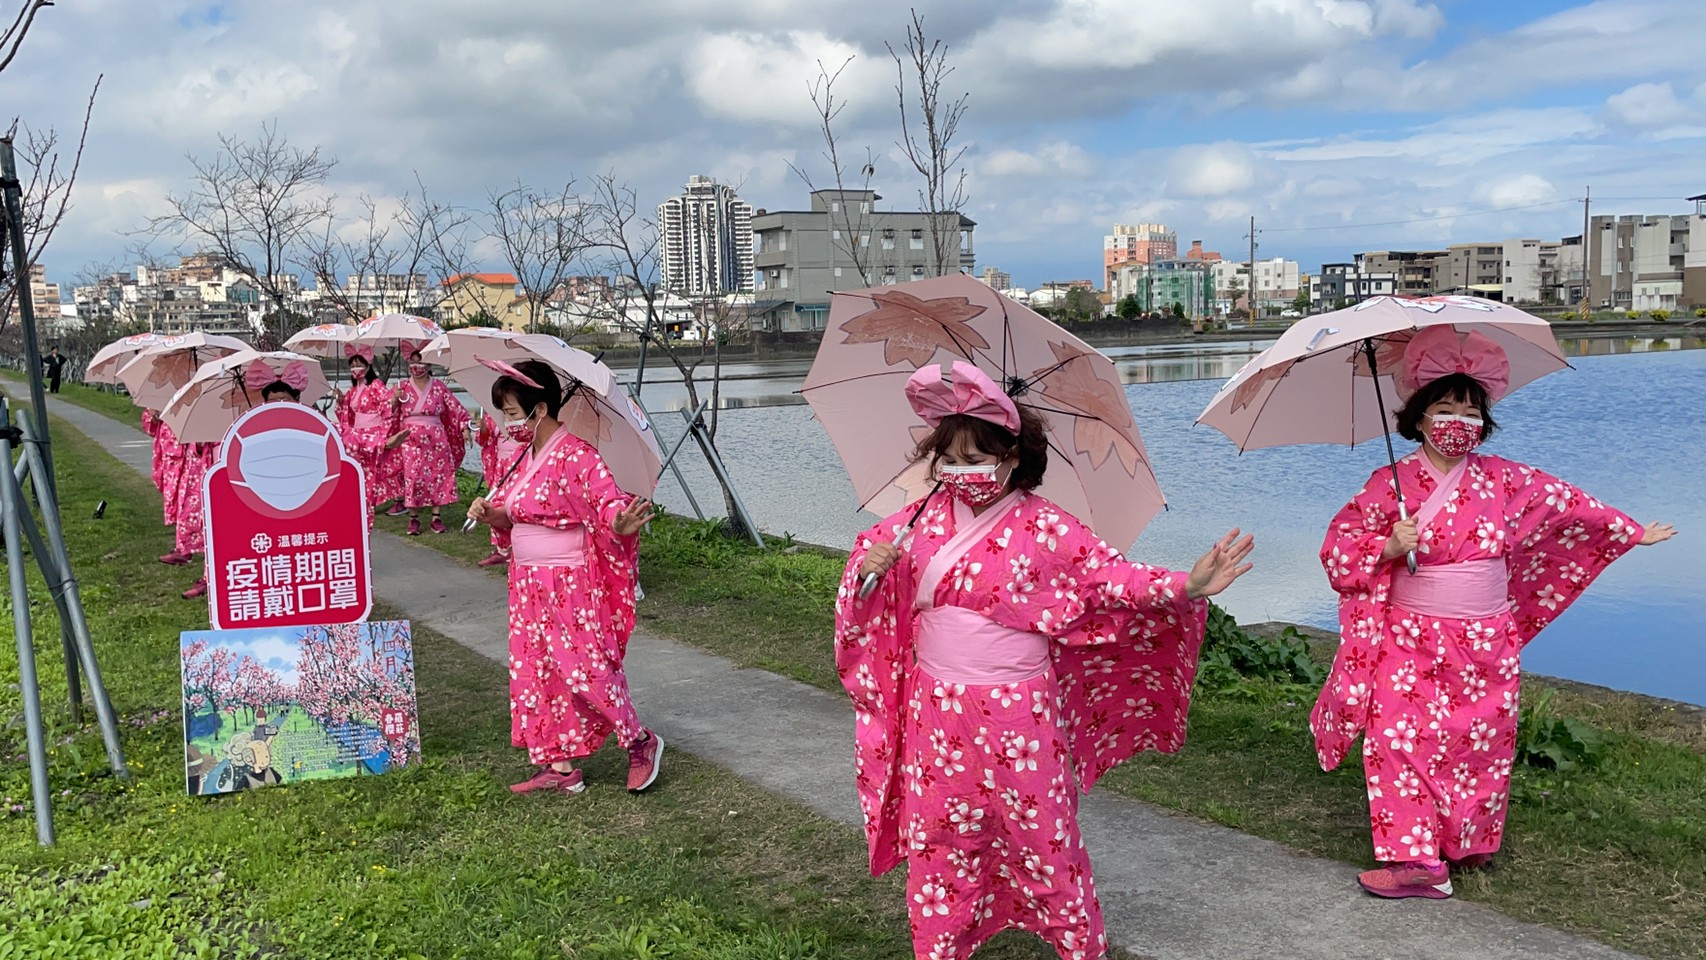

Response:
(5, 377), (1704, 959)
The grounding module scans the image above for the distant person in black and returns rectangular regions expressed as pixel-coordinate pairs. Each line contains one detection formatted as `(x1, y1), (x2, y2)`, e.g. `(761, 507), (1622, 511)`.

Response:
(40, 346), (67, 393)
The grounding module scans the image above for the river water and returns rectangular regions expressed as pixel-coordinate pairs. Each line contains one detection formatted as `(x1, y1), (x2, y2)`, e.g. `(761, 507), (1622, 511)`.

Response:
(463, 335), (1706, 705)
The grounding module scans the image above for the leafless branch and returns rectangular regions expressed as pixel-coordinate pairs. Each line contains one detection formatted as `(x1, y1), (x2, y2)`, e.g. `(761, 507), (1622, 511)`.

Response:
(483, 179), (596, 335)
(888, 8), (970, 277)
(786, 56), (877, 281)
(0, 74), (99, 332)
(0, 0), (52, 74)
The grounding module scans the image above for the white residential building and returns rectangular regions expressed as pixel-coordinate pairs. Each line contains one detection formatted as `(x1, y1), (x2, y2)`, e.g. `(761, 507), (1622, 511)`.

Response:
(657, 175), (755, 297)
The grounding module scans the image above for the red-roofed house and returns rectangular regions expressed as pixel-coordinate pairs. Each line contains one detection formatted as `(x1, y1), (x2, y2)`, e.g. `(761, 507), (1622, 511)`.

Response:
(436, 272), (520, 328)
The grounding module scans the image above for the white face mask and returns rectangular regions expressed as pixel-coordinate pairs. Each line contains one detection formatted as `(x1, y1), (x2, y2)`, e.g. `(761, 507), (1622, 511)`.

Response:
(234, 429), (332, 512)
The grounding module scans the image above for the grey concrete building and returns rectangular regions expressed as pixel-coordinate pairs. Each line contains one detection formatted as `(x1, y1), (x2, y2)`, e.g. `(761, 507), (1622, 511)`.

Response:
(750, 189), (976, 332)
(1585, 201), (1706, 312)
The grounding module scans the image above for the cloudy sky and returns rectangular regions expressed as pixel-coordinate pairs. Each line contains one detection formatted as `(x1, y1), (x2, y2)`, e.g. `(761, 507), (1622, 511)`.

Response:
(6, 0), (1704, 290)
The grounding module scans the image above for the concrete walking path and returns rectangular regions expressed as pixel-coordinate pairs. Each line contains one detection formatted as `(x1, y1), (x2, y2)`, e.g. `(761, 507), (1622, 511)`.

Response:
(28, 390), (1636, 960)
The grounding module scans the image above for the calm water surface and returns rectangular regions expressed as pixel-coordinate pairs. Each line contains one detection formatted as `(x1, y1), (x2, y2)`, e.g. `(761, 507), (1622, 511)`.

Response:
(466, 337), (1706, 704)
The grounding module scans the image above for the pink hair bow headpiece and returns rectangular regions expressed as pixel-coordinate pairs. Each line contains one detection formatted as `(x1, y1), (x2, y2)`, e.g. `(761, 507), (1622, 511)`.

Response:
(244, 359), (311, 393)
(400, 340), (427, 361)
(475, 356), (542, 389)
(343, 343), (374, 362)
(1401, 326), (1511, 400)
(905, 360), (1020, 433)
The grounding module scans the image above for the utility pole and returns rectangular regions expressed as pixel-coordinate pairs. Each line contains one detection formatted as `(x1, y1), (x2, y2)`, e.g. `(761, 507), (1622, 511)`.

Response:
(1245, 215), (1260, 322)
(1580, 186), (1591, 321)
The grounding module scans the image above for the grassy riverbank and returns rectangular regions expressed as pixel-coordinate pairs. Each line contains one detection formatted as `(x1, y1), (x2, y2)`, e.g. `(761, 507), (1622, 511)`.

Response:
(0, 411), (1111, 959)
(13, 377), (1706, 958)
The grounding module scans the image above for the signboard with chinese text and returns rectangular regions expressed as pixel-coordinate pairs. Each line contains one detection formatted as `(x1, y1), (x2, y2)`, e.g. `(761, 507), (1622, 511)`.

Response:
(180, 620), (419, 796)
(203, 403), (372, 630)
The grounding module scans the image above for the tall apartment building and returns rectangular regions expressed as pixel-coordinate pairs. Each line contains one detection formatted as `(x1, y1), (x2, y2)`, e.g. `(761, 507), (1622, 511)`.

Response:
(1584, 202), (1706, 312)
(750, 189), (977, 332)
(979, 266), (1012, 291)
(657, 175), (755, 298)
(7, 264), (61, 322)
(1103, 223), (1176, 287)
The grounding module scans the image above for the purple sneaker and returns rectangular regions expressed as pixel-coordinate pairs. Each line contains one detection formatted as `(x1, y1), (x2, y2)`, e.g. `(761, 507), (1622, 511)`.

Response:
(626, 730), (664, 793)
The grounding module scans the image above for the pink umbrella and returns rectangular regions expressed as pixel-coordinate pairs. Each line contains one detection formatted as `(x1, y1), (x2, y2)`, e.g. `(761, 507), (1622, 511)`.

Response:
(1197, 295), (1569, 451)
(801, 273), (1166, 553)
(84, 332), (169, 386)
(160, 350), (332, 443)
(114, 332), (252, 410)
(282, 322), (359, 358)
(350, 313), (444, 353)
(1196, 295), (1571, 573)
(428, 328), (660, 498)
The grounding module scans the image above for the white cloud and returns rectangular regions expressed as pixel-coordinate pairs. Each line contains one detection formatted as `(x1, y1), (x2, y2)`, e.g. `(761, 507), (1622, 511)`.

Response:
(684, 31), (884, 125)
(1605, 82), (1690, 128)
(980, 142), (1094, 179)
(1169, 143), (1256, 197)
(1477, 174), (1556, 208)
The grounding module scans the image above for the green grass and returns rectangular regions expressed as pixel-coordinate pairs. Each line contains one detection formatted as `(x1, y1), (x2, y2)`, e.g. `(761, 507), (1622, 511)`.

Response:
(0, 413), (1117, 959)
(14, 370), (1706, 957)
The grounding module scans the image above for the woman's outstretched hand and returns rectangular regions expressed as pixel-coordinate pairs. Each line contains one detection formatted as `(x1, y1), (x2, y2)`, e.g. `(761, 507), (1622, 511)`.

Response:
(1186, 528), (1255, 600)
(614, 497), (653, 536)
(1640, 521), (1676, 546)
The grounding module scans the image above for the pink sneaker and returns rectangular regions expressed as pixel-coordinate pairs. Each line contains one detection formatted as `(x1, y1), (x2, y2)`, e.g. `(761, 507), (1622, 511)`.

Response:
(476, 550), (509, 567)
(406, 517), (421, 536)
(385, 503), (408, 517)
(1358, 861), (1453, 899)
(509, 767), (585, 795)
(626, 730), (664, 793)
(159, 550), (189, 566)
(429, 516), (447, 534)
(182, 578), (208, 600)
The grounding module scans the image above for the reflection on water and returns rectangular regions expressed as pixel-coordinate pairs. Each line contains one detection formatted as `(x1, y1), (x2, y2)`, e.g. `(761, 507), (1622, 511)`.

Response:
(641, 345), (1704, 706)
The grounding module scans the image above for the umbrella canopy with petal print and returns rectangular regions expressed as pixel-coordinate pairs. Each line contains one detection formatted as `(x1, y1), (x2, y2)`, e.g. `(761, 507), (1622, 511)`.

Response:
(1196, 295), (1570, 451)
(84, 332), (169, 385)
(426, 328), (660, 498)
(801, 273), (1166, 552)
(282, 322), (360, 358)
(160, 350), (332, 443)
(350, 313), (445, 353)
(114, 332), (252, 410)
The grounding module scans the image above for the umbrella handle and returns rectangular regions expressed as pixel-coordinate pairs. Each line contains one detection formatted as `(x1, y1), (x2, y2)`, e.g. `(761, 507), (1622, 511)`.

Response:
(857, 520), (918, 601)
(1395, 498), (1419, 575)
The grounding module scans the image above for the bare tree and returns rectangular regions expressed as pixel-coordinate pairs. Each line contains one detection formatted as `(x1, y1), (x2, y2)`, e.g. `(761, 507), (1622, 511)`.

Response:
(587, 173), (753, 540)
(482, 180), (596, 335)
(305, 188), (447, 323)
(788, 57), (879, 284)
(149, 122), (336, 342)
(0, 76), (100, 333)
(888, 9), (970, 278)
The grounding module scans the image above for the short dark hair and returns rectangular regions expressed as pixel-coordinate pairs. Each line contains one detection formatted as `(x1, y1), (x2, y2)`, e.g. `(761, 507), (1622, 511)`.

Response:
(1395, 372), (1498, 443)
(911, 405), (1049, 491)
(260, 382), (301, 403)
(491, 360), (564, 419)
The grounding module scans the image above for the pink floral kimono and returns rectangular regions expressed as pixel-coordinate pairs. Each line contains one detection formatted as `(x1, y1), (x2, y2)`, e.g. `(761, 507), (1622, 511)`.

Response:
(1311, 451), (1640, 862)
(334, 378), (398, 510)
(153, 418), (187, 527)
(476, 413), (521, 554)
(493, 428), (645, 764)
(172, 443), (217, 555)
(835, 490), (1208, 960)
(391, 377), (469, 509)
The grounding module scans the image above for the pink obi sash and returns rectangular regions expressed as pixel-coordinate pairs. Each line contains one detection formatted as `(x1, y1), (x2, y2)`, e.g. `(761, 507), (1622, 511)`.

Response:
(353, 411), (385, 431)
(404, 414), (440, 427)
(1390, 557), (1510, 619)
(511, 523), (588, 567)
(917, 606), (1049, 685)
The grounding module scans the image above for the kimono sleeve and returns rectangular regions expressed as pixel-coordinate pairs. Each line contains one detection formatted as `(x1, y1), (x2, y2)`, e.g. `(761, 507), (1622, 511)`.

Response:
(1309, 468), (1403, 772)
(1023, 506), (1209, 788)
(1502, 460), (1641, 647)
(833, 507), (920, 877)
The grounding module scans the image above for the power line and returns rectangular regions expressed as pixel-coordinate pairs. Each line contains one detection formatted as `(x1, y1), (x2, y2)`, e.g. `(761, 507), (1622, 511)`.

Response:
(1264, 199), (1576, 233)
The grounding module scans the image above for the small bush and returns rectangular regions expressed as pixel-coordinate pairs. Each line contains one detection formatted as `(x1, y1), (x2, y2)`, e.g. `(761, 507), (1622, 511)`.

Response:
(1197, 605), (1326, 692)
(1650, 309), (1672, 322)
(1626, 310), (1643, 320)
(1694, 307), (1706, 319)
(1517, 688), (1609, 772)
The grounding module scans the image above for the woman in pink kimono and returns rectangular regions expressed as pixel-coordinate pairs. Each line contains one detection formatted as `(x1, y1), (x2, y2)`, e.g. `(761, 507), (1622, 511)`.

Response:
(331, 346), (396, 521)
(174, 441), (217, 599)
(466, 359), (664, 796)
(473, 412), (520, 567)
(836, 361), (1254, 960)
(153, 414), (190, 562)
(1310, 326), (1676, 900)
(386, 345), (470, 535)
